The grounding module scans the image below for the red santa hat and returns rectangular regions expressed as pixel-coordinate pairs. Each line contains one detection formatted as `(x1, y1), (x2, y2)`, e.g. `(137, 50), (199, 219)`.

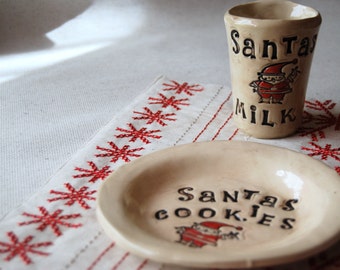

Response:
(200, 221), (243, 231)
(258, 59), (298, 76)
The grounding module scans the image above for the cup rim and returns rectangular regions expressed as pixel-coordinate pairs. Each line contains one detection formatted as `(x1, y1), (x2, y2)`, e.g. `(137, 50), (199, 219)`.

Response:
(226, 1), (321, 24)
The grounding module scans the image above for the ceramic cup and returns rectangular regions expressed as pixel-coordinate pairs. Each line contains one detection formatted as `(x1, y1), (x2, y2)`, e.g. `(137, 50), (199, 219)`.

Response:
(224, 1), (321, 139)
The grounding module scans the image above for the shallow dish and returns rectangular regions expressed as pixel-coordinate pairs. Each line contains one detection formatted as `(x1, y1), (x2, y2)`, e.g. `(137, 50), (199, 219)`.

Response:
(97, 141), (340, 269)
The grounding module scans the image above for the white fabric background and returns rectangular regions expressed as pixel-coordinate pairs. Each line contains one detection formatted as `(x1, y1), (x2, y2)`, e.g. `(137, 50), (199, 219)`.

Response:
(0, 0), (339, 219)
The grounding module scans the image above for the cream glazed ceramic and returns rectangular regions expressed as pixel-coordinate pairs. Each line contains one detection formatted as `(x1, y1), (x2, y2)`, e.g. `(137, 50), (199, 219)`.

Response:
(97, 141), (340, 269)
(224, 1), (322, 138)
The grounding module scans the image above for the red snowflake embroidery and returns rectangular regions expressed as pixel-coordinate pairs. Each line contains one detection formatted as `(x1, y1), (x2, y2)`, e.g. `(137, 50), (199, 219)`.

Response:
(73, 161), (112, 183)
(302, 142), (340, 162)
(163, 80), (203, 96)
(0, 231), (52, 265)
(115, 123), (161, 144)
(19, 206), (82, 237)
(96, 142), (144, 163)
(149, 93), (189, 110)
(48, 183), (96, 209)
(133, 107), (176, 126)
(299, 100), (339, 141)
(336, 166), (340, 175)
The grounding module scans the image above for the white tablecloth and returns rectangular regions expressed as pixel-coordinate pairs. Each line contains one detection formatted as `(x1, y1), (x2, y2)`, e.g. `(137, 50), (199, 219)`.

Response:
(0, 0), (339, 269)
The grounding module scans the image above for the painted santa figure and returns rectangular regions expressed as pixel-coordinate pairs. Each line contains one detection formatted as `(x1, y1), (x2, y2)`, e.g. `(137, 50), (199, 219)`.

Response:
(175, 221), (243, 248)
(250, 59), (300, 104)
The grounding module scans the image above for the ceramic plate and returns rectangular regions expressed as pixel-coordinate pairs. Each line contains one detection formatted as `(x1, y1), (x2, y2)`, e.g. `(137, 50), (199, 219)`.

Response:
(97, 141), (340, 269)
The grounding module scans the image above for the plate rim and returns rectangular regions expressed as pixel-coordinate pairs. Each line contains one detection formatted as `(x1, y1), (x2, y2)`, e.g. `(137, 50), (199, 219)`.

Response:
(96, 140), (340, 269)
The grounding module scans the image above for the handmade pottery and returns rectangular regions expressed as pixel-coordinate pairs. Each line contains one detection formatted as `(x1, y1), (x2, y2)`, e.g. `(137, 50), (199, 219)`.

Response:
(97, 141), (340, 269)
(224, 1), (322, 138)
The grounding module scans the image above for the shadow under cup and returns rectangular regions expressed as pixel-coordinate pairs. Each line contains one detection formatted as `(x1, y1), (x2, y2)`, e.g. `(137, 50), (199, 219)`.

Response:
(224, 1), (322, 139)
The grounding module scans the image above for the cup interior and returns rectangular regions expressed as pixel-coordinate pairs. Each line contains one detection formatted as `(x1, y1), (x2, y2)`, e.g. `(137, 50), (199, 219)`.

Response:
(229, 1), (319, 20)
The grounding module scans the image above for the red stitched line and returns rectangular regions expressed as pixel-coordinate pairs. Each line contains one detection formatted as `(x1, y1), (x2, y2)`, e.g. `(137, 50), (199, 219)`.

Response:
(193, 92), (232, 142)
(136, 259), (148, 270)
(211, 112), (233, 141)
(335, 113), (340, 130)
(65, 231), (102, 269)
(112, 251), (130, 270)
(228, 128), (239, 140)
(87, 242), (115, 270)
(317, 100), (335, 120)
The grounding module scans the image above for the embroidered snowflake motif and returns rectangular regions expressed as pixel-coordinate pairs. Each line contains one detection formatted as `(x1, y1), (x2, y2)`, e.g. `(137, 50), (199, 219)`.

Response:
(48, 183), (96, 209)
(163, 80), (204, 96)
(73, 161), (112, 183)
(149, 93), (189, 110)
(336, 166), (340, 176)
(299, 100), (340, 141)
(115, 123), (161, 144)
(96, 141), (144, 163)
(133, 107), (176, 126)
(19, 206), (82, 237)
(302, 142), (340, 162)
(0, 231), (52, 265)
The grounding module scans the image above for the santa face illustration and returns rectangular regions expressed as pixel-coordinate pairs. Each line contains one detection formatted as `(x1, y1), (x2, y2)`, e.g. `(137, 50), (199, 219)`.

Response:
(250, 59), (300, 104)
(175, 221), (243, 248)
